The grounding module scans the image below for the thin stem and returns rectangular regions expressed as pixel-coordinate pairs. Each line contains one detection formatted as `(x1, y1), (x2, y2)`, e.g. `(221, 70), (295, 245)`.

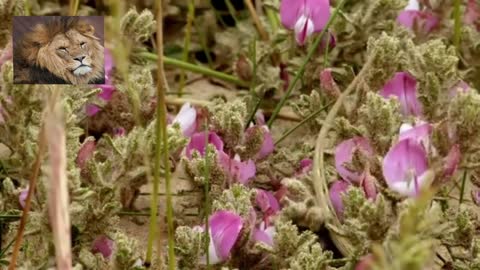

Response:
(265, 8), (279, 32)
(275, 100), (334, 145)
(139, 52), (250, 87)
(267, 0), (348, 128)
(179, 0), (196, 97)
(194, 21), (214, 68)
(312, 55), (375, 256)
(453, 0), (462, 49)
(8, 126), (46, 270)
(69, 0), (80, 16)
(225, 0), (240, 26)
(244, 0), (269, 41)
(323, 34), (331, 67)
(156, 2), (176, 268)
(246, 38), (259, 127)
(204, 123), (211, 269)
(458, 170), (468, 207)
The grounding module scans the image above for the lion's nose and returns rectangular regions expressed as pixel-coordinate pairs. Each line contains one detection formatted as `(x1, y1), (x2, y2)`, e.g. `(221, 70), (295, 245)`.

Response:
(74, 56), (86, 63)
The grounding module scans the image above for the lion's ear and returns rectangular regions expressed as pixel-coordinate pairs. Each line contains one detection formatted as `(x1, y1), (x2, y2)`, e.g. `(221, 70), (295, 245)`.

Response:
(77, 22), (96, 36)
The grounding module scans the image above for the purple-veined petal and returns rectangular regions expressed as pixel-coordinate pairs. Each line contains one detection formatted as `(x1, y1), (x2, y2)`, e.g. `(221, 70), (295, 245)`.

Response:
(19, 186), (28, 209)
(92, 235), (115, 260)
(219, 153), (256, 184)
(398, 122), (432, 151)
(172, 102), (197, 137)
(381, 72), (422, 116)
(329, 180), (350, 220)
(294, 14), (315, 45)
(280, 0), (331, 45)
(255, 110), (266, 126)
(256, 189), (280, 215)
(335, 137), (374, 183)
(185, 132), (224, 159)
(382, 139), (429, 196)
(209, 210), (243, 261)
(113, 127), (126, 137)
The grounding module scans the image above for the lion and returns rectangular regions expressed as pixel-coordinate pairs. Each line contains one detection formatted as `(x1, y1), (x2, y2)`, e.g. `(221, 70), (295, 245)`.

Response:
(14, 17), (104, 84)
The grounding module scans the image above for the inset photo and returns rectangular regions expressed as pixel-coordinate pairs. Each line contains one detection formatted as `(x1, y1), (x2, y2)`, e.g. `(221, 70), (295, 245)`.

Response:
(13, 16), (105, 84)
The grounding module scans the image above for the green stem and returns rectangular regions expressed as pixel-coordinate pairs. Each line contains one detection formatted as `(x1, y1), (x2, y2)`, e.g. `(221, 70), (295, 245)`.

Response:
(266, 8), (279, 32)
(246, 38), (260, 127)
(275, 100), (334, 145)
(453, 0), (462, 49)
(267, 0), (349, 128)
(0, 215), (21, 220)
(225, 0), (240, 25)
(69, 0), (80, 15)
(139, 52), (250, 87)
(204, 124), (211, 269)
(458, 170), (468, 206)
(179, 0), (196, 97)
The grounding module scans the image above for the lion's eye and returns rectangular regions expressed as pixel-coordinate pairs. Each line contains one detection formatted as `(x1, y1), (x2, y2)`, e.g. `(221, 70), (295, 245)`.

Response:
(58, 47), (67, 52)
(80, 42), (86, 48)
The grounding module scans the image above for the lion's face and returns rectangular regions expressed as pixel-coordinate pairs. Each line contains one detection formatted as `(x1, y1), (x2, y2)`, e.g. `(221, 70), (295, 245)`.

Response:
(19, 19), (104, 84)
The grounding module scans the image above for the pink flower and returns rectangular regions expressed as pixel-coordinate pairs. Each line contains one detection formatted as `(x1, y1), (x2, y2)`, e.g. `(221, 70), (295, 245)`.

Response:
(86, 49), (115, 116)
(465, 0), (480, 31)
(355, 254), (375, 270)
(255, 110), (266, 126)
(398, 122), (432, 151)
(320, 68), (340, 97)
(253, 222), (276, 246)
(397, 0), (439, 34)
(245, 125), (274, 160)
(85, 104), (101, 117)
(92, 235), (115, 260)
(219, 153), (256, 185)
(335, 137), (374, 183)
(256, 189), (280, 218)
(443, 144), (461, 178)
(19, 186), (29, 209)
(185, 132), (224, 159)
(199, 210), (243, 264)
(172, 103), (197, 137)
(97, 49), (115, 101)
(76, 139), (96, 170)
(297, 158), (313, 175)
(381, 72), (422, 116)
(471, 190), (480, 206)
(280, 0), (331, 45)
(382, 139), (430, 196)
(449, 80), (471, 97)
(329, 180), (350, 220)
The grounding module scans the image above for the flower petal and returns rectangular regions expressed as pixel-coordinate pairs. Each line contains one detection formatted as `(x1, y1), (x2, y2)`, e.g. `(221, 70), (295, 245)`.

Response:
(329, 180), (350, 220)
(294, 14), (315, 45)
(97, 84), (115, 101)
(76, 139), (96, 170)
(219, 152), (256, 184)
(253, 224), (275, 247)
(381, 72), (422, 116)
(173, 103), (197, 137)
(256, 189), (280, 215)
(443, 144), (461, 177)
(306, 0), (331, 31)
(86, 104), (101, 116)
(92, 235), (115, 260)
(335, 137), (373, 183)
(209, 210), (243, 261)
(383, 139), (429, 196)
(398, 122), (432, 150)
(280, 0), (304, 29)
(185, 132), (224, 158)
(19, 187), (28, 209)
(257, 126), (274, 159)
